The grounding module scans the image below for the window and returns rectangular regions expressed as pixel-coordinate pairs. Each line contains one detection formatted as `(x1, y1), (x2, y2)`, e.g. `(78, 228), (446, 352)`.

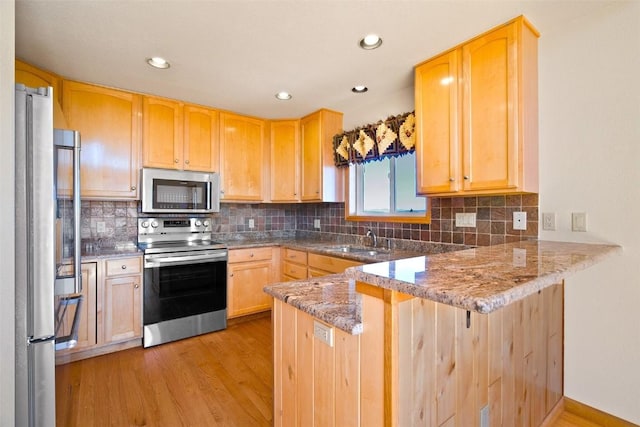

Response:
(346, 152), (429, 223)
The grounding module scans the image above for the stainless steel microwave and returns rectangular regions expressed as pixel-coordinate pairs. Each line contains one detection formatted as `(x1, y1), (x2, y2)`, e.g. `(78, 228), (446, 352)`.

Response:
(141, 168), (220, 214)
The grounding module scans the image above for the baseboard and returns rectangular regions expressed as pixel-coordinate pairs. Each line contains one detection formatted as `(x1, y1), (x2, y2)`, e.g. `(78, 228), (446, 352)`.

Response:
(55, 338), (142, 365)
(563, 397), (638, 427)
(540, 398), (565, 427)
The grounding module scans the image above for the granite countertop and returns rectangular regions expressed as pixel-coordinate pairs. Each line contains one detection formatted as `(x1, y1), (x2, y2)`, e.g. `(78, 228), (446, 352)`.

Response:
(264, 240), (621, 334)
(81, 242), (142, 260)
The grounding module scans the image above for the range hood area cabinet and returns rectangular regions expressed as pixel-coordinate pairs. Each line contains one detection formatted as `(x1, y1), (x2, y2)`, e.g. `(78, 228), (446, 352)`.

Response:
(62, 80), (142, 199)
(142, 96), (220, 174)
(269, 109), (344, 203)
(414, 16), (539, 196)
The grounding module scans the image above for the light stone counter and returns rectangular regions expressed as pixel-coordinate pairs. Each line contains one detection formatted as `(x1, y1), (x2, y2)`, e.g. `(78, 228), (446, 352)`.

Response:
(264, 240), (621, 334)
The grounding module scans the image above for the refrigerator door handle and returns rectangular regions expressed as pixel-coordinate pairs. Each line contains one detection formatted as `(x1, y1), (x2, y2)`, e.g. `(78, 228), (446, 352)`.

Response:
(54, 295), (83, 351)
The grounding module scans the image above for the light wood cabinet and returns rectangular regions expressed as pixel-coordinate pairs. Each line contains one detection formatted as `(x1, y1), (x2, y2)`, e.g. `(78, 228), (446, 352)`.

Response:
(307, 252), (361, 276)
(142, 95), (184, 170)
(103, 257), (142, 343)
(55, 263), (97, 353)
(63, 80), (142, 199)
(300, 109), (344, 202)
(15, 59), (68, 129)
(415, 16), (539, 196)
(227, 247), (278, 318)
(281, 248), (308, 281)
(183, 104), (220, 172)
(270, 120), (300, 202)
(219, 113), (266, 201)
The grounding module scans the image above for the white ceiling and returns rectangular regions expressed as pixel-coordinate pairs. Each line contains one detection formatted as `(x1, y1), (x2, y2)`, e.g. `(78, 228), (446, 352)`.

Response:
(15, 0), (614, 129)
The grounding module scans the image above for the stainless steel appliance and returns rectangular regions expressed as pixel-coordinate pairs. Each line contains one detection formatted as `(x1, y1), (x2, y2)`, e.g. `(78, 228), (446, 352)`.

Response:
(138, 217), (227, 347)
(140, 167), (220, 214)
(15, 85), (82, 427)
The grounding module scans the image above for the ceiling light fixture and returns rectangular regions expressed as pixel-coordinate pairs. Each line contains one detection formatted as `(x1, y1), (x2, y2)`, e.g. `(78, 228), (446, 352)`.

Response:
(275, 91), (292, 100)
(352, 85), (368, 93)
(146, 57), (170, 69)
(359, 34), (383, 50)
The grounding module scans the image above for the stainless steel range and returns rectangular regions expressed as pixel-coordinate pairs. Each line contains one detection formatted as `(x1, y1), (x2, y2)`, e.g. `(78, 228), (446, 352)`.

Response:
(138, 217), (227, 348)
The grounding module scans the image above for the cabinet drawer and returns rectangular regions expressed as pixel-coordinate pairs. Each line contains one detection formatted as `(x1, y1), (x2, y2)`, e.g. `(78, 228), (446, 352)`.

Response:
(307, 253), (361, 274)
(283, 248), (307, 264)
(228, 247), (273, 263)
(105, 257), (142, 277)
(282, 260), (308, 280)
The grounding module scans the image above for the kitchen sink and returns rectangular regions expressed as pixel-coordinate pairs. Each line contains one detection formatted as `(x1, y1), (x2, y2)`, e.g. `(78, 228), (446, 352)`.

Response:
(324, 245), (390, 256)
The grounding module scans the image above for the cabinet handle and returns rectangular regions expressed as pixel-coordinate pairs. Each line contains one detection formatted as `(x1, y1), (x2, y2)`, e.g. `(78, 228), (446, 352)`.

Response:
(131, 186), (136, 191)
(121, 265), (127, 270)
(135, 284), (139, 289)
(230, 273), (234, 277)
(185, 160), (190, 164)
(175, 159), (179, 163)
(449, 178), (454, 182)
(250, 253), (254, 258)
(463, 176), (469, 180)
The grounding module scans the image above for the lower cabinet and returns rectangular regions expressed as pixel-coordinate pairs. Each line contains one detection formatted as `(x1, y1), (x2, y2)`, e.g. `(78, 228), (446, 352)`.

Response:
(307, 252), (361, 276)
(56, 255), (143, 364)
(281, 248), (308, 281)
(227, 247), (279, 318)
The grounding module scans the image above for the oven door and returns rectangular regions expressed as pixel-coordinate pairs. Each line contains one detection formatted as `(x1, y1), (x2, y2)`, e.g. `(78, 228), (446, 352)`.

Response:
(143, 250), (227, 326)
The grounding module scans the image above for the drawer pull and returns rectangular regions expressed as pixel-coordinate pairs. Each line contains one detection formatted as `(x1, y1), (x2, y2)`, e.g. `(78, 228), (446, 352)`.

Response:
(250, 253), (254, 258)
(135, 284), (139, 289)
(121, 265), (127, 270)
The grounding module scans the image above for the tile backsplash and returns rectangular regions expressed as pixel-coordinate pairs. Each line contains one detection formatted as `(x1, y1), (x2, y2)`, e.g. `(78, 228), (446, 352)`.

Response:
(81, 194), (537, 248)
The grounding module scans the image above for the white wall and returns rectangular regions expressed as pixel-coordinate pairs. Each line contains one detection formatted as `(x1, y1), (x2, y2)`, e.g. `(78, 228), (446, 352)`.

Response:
(538, 1), (640, 423)
(0, 0), (16, 425)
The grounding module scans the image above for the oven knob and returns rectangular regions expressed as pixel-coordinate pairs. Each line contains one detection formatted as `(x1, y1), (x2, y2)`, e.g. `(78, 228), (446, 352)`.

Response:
(203, 220), (210, 227)
(195, 220), (203, 227)
(151, 221), (159, 228)
(141, 221), (149, 228)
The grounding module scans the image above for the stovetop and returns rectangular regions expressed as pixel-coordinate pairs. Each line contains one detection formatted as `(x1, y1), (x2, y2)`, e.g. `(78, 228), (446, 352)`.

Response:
(138, 239), (226, 254)
(137, 217), (226, 254)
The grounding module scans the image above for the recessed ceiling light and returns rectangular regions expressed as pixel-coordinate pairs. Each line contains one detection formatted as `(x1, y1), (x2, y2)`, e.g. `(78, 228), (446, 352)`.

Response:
(352, 86), (368, 93)
(146, 57), (170, 69)
(359, 34), (383, 50)
(275, 91), (292, 100)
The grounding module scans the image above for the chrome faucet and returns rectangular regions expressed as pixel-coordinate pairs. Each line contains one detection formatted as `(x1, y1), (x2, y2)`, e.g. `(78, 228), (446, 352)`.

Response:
(366, 229), (377, 248)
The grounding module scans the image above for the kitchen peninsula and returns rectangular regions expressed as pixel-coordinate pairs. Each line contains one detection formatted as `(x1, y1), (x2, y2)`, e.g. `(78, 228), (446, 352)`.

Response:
(265, 240), (620, 427)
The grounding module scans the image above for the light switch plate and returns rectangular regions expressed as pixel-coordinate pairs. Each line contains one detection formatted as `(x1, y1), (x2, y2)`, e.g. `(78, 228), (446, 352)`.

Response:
(513, 211), (527, 230)
(248, 219), (255, 229)
(542, 212), (556, 231)
(314, 219), (321, 229)
(96, 221), (106, 233)
(572, 212), (587, 232)
(314, 321), (333, 347)
(455, 212), (476, 228)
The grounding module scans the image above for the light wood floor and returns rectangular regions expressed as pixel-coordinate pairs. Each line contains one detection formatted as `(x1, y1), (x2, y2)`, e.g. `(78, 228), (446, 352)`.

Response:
(55, 313), (603, 427)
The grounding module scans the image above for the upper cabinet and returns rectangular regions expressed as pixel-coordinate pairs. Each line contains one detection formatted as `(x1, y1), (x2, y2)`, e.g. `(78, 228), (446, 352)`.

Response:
(300, 109), (344, 202)
(415, 16), (539, 196)
(142, 98), (219, 172)
(270, 119), (300, 202)
(142, 96), (184, 170)
(63, 80), (142, 199)
(183, 104), (220, 173)
(15, 59), (68, 129)
(219, 113), (266, 202)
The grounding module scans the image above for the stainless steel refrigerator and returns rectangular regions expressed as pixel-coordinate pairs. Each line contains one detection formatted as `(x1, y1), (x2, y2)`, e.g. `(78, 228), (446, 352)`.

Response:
(15, 84), (82, 427)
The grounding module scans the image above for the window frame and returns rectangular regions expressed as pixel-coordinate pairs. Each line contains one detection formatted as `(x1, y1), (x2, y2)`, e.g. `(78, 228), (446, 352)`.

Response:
(345, 153), (430, 224)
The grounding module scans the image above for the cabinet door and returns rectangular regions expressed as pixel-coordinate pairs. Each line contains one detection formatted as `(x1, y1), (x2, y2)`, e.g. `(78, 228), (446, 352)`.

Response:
(462, 22), (518, 192)
(228, 260), (273, 318)
(300, 113), (322, 201)
(142, 96), (184, 170)
(219, 113), (265, 201)
(15, 60), (68, 129)
(270, 120), (300, 202)
(104, 275), (142, 343)
(56, 263), (97, 352)
(184, 104), (219, 172)
(415, 50), (461, 194)
(63, 81), (141, 199)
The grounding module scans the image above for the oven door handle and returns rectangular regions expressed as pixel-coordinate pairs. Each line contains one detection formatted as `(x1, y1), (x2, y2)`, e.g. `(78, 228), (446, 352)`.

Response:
(144, 252), (228, 268)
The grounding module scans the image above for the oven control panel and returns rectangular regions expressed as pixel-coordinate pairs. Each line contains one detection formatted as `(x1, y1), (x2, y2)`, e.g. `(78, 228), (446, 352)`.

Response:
(138, 217), (212, 235)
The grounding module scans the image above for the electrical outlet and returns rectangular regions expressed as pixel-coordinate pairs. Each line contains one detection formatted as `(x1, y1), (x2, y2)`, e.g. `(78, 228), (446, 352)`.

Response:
(455, 212), (476, 228)
(513, 211), (527, 231)
(572, 212), (587, 232)
(96, 221), (106, 233)
(542, 212), (556, 231)
(313, 321), (333, 347)
(248, 219), (255, 229)
(314, 219), (321, 229)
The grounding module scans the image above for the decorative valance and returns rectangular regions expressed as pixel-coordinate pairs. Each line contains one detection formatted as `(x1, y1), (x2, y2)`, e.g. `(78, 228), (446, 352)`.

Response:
(332, 111), (416, 167)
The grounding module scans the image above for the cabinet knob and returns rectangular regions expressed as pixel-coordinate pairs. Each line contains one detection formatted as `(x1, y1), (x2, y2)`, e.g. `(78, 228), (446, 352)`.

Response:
(230, 273), (234, 277)
(185, 160), (190, 164)
(250, 253), (254, 257)
(175, 159), (179, 163)
(449, 178), (454, 182)
(134, 284), (139, 289)
(131, 186), (136, 191)
(463, 176), (469, 180)
(121, 265), (127, 270)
